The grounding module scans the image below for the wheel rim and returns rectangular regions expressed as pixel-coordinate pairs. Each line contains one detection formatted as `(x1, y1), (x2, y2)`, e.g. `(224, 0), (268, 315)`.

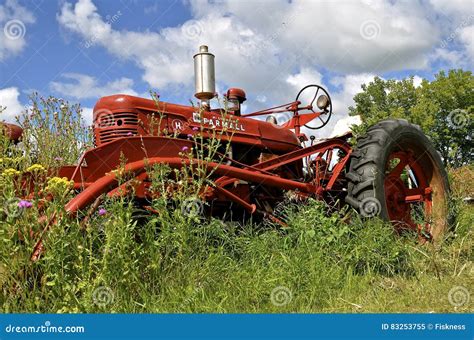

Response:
(384, 150), (445, 240)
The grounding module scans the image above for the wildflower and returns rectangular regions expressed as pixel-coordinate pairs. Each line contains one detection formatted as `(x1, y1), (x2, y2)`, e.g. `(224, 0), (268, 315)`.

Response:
(0, 157), (17, 165)
(18, 200), (33, 209)
(46, 176), (73, 195)
(98, 208), (107, 216)
(111, 168), (126, 178)
(192, 127), (199, 131)
(181, 146), (189, 152)
(2, 168), (20, 177)
(26, 164), (46, 172)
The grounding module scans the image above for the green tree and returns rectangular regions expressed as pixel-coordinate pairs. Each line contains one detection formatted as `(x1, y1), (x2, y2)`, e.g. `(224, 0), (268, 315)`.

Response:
(349, 70), (473, 167)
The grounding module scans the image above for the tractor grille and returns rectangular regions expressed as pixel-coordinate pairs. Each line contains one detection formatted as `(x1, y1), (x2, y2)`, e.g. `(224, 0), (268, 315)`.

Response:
(96, 112), (139, 145)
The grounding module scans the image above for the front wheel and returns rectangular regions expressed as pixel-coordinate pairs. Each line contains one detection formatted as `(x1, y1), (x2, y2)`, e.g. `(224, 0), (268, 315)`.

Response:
(345, 119), (450, 241)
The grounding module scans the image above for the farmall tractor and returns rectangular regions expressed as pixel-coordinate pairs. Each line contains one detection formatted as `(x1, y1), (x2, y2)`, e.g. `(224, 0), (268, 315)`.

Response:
(2, 46), (450, 259)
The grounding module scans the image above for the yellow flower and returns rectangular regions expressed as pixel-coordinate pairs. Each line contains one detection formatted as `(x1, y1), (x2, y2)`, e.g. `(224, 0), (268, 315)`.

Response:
(26, 164), (46, 172)
(2, 168), (20, 177)
(46, 176), (73, 194)
(110, 168), (127, 178)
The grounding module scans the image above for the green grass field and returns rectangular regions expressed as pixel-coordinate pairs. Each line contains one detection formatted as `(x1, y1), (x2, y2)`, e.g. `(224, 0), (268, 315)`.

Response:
(0, 191), (471, 313)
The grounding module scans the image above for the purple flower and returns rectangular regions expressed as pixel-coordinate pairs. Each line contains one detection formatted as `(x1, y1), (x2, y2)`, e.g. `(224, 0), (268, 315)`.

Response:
(192, 127), (199, 131)
(98, 208), (107, 216)
(181, 146), (189, 152)
(18, 200), (33, 209)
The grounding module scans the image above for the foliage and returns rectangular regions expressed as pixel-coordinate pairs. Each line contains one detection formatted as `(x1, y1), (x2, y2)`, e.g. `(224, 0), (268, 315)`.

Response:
(16, 93), (93, 169)
(349, 70), (473, 167)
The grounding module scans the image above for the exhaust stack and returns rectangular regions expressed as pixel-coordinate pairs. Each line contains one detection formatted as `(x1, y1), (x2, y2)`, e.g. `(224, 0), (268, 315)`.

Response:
(194, 45), (215, 107)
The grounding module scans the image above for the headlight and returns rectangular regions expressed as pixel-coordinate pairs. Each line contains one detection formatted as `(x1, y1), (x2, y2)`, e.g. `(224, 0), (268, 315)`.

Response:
(266, 115), (278, 125)
(316, 95), (330, 110)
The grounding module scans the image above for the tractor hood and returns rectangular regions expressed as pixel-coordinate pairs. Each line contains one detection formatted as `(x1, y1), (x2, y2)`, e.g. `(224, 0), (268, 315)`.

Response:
(93, 94), (300, 152)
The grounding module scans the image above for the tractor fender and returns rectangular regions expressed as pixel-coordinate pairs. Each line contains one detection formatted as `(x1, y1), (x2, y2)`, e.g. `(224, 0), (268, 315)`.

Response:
(65, 157), (317, 214)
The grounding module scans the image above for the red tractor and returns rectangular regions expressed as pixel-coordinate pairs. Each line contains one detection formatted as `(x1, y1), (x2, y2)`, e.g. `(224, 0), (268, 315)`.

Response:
(3, 46), (450, 259)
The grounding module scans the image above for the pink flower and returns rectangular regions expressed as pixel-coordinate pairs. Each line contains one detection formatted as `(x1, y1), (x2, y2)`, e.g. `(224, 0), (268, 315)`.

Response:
(127, 132), (133, 136)
(18, 200), (33, 209)
(181, 146), (189, 152)
(192, 127), (199, 131)
(98, 208), (107, 216)
(187, 134), (193, 138)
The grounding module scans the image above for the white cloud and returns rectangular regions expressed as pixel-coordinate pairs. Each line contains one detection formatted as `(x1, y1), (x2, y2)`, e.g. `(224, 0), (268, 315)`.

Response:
(57, 0), (438, 91)
(190, 0), (437, 73)
(330, 73), (376, 114)
(286, 68), (323, 89)
(50, 73), (138, 99)
(0, 0), (36, 61)
(81, 107), (93, 126)
(430, 48), (464, 66)
(460, 25), (474, 60)
(412, 75), (423, 88)
(429, 0), (473, 65)
(330, 115), (361, 137)
(0, 87), (24, 123)
(429, 0), (473, 16)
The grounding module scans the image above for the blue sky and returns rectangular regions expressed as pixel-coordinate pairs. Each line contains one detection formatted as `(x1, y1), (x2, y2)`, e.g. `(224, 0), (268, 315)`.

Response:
(0, 0), (473, 136)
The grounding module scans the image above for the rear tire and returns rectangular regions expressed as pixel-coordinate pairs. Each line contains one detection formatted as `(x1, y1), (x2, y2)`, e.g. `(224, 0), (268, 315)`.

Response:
(345, 119), (450, 241)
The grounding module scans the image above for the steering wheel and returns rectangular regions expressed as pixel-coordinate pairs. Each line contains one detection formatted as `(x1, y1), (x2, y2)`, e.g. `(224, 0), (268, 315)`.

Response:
(295, 84), (332, 130)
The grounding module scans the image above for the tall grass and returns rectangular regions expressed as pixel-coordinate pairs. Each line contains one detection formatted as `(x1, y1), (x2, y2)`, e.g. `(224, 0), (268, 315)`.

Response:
(0, 96), (472, 313)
